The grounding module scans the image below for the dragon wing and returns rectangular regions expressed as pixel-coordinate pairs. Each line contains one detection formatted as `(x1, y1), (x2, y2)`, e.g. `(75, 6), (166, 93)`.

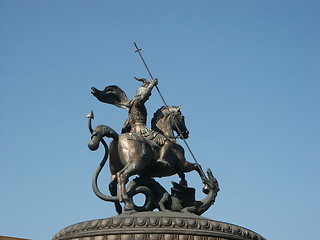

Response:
(91, 85), (130, 111)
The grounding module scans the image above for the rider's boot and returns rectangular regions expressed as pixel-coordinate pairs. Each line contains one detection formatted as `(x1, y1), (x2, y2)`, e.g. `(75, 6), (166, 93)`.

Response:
(157, 158), (172, 168)
(156, 141), (172, 168)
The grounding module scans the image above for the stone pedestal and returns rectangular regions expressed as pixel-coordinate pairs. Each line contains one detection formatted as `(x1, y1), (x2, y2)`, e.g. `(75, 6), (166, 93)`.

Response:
(52, 212), (266, 240)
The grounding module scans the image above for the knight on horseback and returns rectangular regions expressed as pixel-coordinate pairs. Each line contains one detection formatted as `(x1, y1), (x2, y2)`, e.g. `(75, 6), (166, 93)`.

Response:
(87, 44), (218, 214)
(91, 77), (176, 168)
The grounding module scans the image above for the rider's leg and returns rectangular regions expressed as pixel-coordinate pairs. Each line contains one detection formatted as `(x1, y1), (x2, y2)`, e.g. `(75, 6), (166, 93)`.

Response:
(157, 140), (172, 168)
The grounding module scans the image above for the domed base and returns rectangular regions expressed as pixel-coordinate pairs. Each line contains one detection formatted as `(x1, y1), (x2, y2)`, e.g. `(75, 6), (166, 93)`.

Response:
(52, 211), (266, 240)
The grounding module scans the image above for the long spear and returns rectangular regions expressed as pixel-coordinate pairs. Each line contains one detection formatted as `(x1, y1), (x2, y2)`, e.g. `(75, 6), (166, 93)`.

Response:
(133, 42), (206, 179)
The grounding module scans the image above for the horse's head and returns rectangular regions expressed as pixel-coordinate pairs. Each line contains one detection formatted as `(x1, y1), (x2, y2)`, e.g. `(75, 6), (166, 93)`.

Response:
(152, 106), (189, 139)
(169, 106), (189, 139)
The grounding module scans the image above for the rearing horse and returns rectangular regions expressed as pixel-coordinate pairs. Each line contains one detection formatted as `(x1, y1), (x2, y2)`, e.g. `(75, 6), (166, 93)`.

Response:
(88, 106), (204, 212)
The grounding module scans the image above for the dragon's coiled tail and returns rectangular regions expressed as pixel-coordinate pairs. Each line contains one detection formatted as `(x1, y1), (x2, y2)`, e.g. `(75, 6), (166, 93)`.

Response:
(87, 111), (119, 202)
(91, 138), (119, 202)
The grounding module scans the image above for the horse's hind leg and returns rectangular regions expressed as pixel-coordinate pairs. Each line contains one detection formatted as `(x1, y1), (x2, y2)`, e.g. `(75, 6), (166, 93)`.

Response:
(116, 164), (129, 203)
(109, 174), (122, 214)
(117, 162), (147, 212)
(116, 164), (137, 211)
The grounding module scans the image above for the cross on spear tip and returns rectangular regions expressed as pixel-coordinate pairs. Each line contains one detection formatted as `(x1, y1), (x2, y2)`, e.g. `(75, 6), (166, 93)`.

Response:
(133, 42), (208, 181)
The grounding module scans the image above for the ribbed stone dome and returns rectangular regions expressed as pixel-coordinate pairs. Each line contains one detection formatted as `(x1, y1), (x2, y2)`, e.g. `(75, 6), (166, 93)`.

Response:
(52, 211), (266, 240)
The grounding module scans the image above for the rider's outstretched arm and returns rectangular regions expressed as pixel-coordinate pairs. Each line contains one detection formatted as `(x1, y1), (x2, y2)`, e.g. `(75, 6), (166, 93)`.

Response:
(139, 78), (158, 103)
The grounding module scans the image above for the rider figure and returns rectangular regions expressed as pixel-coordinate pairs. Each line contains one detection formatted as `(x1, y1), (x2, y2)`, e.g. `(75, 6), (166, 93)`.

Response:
(122, 77), (173, 168)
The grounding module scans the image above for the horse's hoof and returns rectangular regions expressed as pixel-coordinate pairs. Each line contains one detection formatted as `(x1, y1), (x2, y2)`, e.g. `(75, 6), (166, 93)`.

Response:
(159, 208), (170, 212)
(179, 180), (188, 186)
(124, 203), (135, 212)
(115, 204), (122, 214)
(124, 209), (137, 214)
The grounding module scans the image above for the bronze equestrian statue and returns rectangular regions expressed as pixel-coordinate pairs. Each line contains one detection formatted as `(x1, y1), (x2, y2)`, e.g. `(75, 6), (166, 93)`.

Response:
(88, 77), (219, 214)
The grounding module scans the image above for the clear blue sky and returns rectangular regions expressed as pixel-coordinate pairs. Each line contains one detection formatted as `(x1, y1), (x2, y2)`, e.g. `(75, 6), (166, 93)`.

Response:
(1, 1), (319, 239)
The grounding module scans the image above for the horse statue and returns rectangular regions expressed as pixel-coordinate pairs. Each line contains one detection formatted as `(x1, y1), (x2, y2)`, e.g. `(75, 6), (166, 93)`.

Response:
(87, 106), (216, 213)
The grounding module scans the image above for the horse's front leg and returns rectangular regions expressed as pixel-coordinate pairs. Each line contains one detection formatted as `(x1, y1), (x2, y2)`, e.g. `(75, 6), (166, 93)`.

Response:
(181, 161), (210, 193)
(192, 163), (213, 194)
(178, 172), (188, 186)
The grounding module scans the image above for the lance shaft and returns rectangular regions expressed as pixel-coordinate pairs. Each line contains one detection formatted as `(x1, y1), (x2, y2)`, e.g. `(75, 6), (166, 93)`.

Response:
(134, 43), (168, 106)
(133, 43), (206, 179)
